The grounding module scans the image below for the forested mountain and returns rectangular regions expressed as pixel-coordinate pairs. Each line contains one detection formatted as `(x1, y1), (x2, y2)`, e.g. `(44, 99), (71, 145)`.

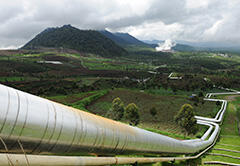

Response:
(22, 25), (128, 57)
(99, 30), (152, 47)
(99, 30), (129, 46)
(113, 32), (148, 46)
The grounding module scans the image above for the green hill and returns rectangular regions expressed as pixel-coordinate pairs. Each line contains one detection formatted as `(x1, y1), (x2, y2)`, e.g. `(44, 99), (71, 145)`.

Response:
(22, 25), (128, 57)
(173, 43), (196, 52)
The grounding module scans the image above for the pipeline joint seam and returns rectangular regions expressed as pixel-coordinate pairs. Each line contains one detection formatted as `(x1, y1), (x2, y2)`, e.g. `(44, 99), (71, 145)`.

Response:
(0, 136), (14, 166)
(17, 139), (30, 166)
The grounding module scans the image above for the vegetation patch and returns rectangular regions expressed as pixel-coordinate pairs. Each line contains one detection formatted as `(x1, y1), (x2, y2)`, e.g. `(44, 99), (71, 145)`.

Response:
(48, 90), (109, 111)
(87, 88), (217, 137)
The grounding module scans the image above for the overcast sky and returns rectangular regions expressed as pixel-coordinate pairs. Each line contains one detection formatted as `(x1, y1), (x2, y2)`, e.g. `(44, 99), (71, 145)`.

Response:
(0, 0), (240, 49)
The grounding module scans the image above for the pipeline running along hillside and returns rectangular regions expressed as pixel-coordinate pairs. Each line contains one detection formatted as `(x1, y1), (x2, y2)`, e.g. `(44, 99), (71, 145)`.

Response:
(0, 83), (239, 165)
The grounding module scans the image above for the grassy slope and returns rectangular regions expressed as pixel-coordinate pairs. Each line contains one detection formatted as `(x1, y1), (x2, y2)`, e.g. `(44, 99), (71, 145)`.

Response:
(202, 96), (240, 165)
(45, 88), (217, 140)
(87, 88), (217, 138)
(46, 90), (108, 111)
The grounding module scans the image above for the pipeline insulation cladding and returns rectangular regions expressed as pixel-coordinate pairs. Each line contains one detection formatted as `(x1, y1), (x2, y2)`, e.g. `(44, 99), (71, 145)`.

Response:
(0, 84), (223, 155)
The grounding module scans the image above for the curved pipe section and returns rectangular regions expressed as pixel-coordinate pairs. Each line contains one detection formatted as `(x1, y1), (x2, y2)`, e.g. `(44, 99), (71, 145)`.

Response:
(195, 100), (227, 123)
(0, 84), (230, 156)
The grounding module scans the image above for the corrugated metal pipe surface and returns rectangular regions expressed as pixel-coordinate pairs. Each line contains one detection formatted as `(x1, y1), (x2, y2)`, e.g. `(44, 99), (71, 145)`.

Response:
(0, 84), (227, 156)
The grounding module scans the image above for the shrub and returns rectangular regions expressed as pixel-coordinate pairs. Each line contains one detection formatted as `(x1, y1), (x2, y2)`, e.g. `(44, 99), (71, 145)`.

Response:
(174, 104), (198, 135)
(198, 91), (204, 97)
(111, 97), (125, 120)
(124, 103), (140, 126)
(216, 100), (221, 107)
(150, 107), (157, 117)
(72, 90), (108, 111)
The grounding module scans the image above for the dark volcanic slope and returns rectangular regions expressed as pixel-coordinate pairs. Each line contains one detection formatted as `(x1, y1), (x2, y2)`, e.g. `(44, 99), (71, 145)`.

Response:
(114, 32), (148, 46)
(99, 30), (129, 46)
(22, 25), (128, 57)
(99, 30), (152, 47)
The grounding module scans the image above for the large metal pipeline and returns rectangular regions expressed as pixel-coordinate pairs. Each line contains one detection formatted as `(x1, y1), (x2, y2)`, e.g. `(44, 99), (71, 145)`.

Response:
(0, 120), (221, 166)
(0, 83), (227, 156)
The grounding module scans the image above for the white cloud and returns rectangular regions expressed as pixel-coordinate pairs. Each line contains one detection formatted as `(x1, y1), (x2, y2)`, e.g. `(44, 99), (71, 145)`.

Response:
(186, 0), (209, 9)
(125, 22), (183, 41)
(0, 0), (240, 48)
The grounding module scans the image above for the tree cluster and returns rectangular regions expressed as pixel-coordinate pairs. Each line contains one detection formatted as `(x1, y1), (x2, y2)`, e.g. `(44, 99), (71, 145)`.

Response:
(108, 97), (140, 126)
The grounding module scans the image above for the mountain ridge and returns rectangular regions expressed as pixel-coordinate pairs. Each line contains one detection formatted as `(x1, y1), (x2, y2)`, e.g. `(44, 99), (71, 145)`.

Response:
(99, 30), (153, 48)
(22, 25), (128, 57)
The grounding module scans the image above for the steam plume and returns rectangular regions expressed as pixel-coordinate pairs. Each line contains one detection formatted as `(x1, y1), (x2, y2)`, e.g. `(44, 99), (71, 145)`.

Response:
(155, 39), (176, 52)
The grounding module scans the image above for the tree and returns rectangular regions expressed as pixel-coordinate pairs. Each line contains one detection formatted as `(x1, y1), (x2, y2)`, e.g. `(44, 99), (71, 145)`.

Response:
(198, 92), (204, 97)
(174, 104), (198, 135)
(216, 100), (221, 107)
(37, 87), (45, 95)
(124, 103), (140, 126)
(111, 97), (125, 120)
(150, 107), (157, 117)
(192, 96), (199, 103)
